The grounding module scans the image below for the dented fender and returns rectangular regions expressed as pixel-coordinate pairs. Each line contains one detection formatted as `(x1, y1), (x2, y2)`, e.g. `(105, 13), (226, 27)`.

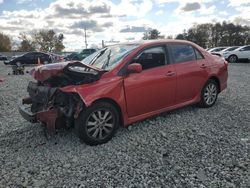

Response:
(59, 76), (127, 118)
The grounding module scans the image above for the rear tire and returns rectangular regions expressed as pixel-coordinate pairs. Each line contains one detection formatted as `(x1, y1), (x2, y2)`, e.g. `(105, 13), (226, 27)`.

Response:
(228, 55), (238, 63)
(75, 102), (119, 146)
(199, 79), (219, 108)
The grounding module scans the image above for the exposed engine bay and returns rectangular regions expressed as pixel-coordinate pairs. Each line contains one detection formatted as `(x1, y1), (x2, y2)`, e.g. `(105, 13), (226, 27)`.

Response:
(19, 61), (105, 133)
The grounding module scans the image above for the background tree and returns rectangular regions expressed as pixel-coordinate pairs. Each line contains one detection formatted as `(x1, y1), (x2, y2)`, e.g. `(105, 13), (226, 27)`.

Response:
(175, 21), (250, 48)
(176, 30), (188, 40)
(18, 33), (35, 51)
(33, 29), (65, 52)
(143, 29), (163, 40)
(0, 33), (12, 51)
(166, 35), (173, 39)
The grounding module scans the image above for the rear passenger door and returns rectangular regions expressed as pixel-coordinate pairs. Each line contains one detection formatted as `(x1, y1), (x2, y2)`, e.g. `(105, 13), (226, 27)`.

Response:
(169, 43), (209, 103)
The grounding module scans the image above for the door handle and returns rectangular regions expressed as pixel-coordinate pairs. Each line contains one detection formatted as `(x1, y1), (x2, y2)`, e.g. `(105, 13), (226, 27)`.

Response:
(200, 64), (207, 69)
(165, 71), (176, 77)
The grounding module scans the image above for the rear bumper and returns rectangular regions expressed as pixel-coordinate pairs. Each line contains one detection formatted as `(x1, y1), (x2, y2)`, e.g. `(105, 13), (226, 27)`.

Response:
(18, 98), (58, 133)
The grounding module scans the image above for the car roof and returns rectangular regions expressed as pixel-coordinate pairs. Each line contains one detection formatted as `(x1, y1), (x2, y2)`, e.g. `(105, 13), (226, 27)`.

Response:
(235, 45), (250, 50)
(221, 46), (240, 51)
(23, 51), (50, 56)
(107, 40), (203, 48)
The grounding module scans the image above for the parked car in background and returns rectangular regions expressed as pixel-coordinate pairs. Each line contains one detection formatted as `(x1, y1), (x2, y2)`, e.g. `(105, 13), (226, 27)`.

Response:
(4, 52), (52, 66)
(211, 46), (241, 57)
(19, 40), (228, 145)
(207, 47), (227, 53)
(0, 54), (7, 61)
(221, 46), (240, 53)
(65, 48), (97, 61)
(49, 53), (65, 63)
(223, 45), (250, 63)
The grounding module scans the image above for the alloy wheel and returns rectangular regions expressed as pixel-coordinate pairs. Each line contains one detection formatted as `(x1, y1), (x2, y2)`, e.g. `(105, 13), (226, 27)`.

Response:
(204, 83), (218, 105)
(86, 109), (114, 140)
(229, 55), (237, 63)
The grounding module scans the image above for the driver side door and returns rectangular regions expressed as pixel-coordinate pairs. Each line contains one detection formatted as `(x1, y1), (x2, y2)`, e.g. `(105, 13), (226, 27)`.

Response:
(124, 45), (177, 118)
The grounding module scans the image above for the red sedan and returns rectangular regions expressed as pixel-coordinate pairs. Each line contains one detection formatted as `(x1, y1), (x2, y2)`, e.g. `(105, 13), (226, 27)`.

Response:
(19, 40), (228, 145)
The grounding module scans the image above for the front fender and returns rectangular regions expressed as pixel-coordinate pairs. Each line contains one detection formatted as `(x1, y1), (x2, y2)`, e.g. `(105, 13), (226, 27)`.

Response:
(59, 77), (125, 108)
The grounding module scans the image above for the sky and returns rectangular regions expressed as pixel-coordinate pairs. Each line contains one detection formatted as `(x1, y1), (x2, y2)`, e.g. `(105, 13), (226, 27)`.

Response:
(0, 0), (250, 51)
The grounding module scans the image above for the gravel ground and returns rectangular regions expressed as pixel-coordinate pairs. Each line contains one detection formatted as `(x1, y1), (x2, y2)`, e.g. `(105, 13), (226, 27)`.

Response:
(0, 62), (249, 187)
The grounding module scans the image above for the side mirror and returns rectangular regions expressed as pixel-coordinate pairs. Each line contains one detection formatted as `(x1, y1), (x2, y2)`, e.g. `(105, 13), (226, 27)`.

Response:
(127, 63), (142, 74)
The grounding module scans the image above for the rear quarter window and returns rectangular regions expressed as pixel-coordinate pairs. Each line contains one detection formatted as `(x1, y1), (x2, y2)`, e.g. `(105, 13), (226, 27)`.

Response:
(194, 48), (204, 60)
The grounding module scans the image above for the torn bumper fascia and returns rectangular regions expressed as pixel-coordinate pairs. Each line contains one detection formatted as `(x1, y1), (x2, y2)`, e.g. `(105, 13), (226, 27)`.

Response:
(18, 98), (58, 134)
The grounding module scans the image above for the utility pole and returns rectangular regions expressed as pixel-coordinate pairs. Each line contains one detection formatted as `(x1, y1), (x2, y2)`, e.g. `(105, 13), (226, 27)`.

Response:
(102, 40), (105, 48)
(84, 26), (88, 49)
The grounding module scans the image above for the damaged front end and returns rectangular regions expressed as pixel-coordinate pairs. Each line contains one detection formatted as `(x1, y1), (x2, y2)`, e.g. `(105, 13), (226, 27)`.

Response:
(18, 61), (105, 134)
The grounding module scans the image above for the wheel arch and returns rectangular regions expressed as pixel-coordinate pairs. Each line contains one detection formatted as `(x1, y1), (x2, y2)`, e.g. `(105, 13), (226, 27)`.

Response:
(228, 54), (238, 62)
(208, 76), (221, 92)
(91, 98), (124, 127)
(228, 54), (238, 57)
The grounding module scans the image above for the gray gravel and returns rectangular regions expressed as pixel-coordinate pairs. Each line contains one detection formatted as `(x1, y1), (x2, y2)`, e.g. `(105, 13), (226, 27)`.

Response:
(0, 62), (249, 187)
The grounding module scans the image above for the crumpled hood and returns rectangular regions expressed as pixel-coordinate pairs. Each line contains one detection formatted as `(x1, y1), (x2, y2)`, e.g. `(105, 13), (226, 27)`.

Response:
(30, 61), (103, 82)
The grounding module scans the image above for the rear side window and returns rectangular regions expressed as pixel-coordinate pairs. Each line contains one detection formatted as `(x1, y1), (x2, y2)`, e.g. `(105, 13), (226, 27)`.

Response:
(134, 46), (167, 70)
(171, 44), (196, 63)
(24, 53), (35, 58)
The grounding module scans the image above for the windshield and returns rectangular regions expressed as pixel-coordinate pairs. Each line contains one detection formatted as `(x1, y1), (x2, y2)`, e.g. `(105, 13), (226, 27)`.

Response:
(81, 44), (139, 70)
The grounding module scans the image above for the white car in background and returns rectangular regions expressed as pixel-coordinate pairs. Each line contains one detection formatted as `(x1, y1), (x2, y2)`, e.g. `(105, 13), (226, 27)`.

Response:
(207, 47), (227, 53)
(209, 46), (239, 58)
(223, 45), (250, 63)
(221, 46), (240, 53)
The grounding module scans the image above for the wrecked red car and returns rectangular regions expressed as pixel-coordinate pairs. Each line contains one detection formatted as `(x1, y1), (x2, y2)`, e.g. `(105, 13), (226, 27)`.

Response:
(19, 40), (228, 145)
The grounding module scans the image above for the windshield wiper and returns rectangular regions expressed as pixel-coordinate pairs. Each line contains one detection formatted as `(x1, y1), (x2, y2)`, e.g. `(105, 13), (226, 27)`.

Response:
(90, 48), (107, 66)
(102, 50), (111, 69)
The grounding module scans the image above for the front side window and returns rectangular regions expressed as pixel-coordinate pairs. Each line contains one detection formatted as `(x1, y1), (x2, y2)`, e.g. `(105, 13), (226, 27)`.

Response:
(24, 53), (35, 58)
(171, 44), (196, 63)
(133, 46), (167, 70)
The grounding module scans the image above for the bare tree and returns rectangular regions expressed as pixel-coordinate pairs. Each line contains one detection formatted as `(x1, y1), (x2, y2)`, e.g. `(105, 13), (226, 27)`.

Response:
(0, 33), (12, 51)
(18, 33), (35, 51)
(33, 30), (65, 52)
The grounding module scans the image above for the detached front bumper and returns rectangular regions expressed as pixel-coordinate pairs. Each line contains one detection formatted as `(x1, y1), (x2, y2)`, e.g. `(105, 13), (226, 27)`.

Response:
(18, 98), (58, 134)
(18, 98), (37, 123)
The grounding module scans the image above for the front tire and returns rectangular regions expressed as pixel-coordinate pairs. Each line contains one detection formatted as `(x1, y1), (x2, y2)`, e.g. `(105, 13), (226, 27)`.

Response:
(228, 55), (238, 63)
(75, 102), (119, 146)
(199, 79), (219, 108)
